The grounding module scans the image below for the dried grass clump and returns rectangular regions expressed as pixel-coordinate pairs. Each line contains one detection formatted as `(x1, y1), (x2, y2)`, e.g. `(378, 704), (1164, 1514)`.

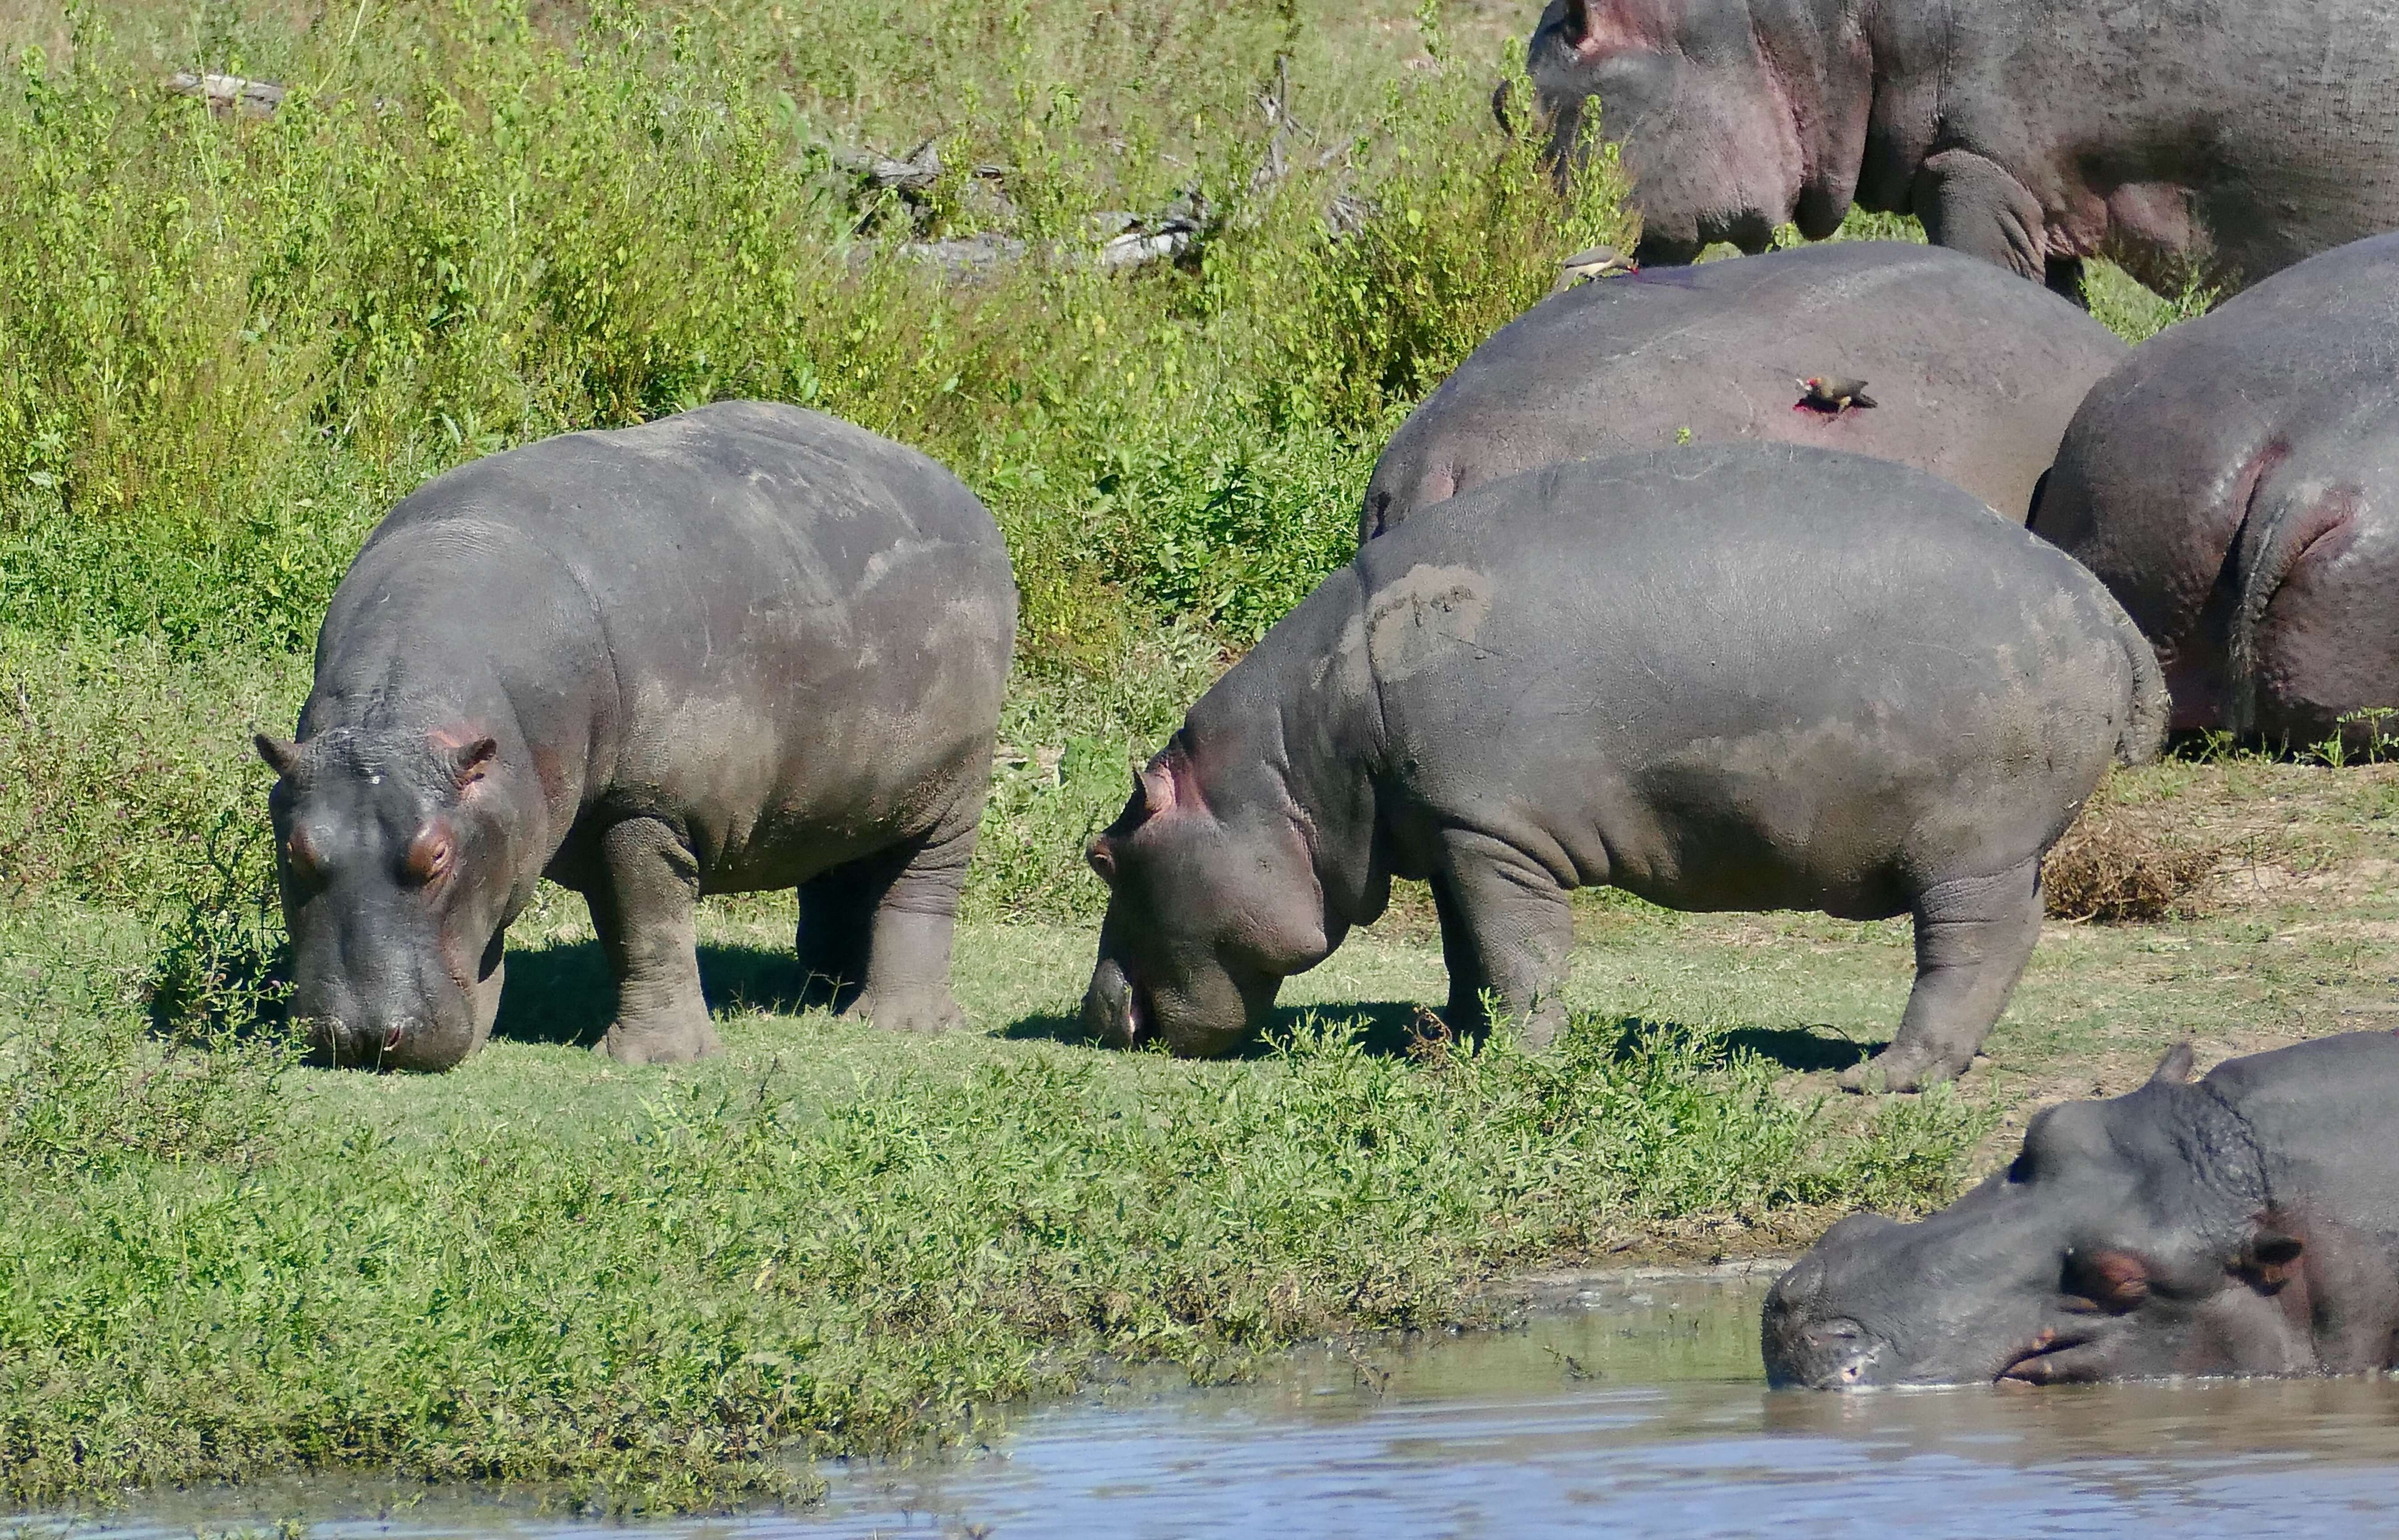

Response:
(2043, 801), (2222, 922)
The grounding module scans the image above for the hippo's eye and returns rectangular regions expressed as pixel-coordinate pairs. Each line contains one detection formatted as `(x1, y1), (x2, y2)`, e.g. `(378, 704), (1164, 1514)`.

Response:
(2060, 1247), (2151, 1313)
(284, 828), (322, 880)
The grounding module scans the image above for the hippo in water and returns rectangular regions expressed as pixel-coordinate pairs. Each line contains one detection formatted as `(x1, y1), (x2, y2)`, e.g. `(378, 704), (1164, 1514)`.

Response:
(257, 401), (1016, 1070)
(1766, 1033), (2399, 1387)
(2030, 232), (2399, 746)
(1361, 240), (2127, 539)
(1082, 443), (2163, 1092)
(1527, 0), (2399, 297)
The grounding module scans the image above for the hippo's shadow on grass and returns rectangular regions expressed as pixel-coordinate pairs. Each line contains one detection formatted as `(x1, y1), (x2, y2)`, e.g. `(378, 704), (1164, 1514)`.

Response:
(493, 939), (835, 1048)
(1722, 1026), (1881, 1074)
(1000, 999), (1436, 1058)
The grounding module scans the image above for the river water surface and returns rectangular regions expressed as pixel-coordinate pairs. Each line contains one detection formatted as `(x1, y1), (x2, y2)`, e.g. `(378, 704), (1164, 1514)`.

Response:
(29, 1267), (2399, 1539)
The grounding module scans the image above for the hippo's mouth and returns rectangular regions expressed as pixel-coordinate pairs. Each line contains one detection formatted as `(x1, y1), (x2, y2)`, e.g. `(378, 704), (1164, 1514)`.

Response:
(1996, 1326), (2102, 1384)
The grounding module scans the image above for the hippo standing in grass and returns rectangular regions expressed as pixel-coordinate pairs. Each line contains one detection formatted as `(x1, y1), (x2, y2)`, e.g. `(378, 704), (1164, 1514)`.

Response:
(1082, 443), (2163, 1092)
(257, 401), (1016, 1071)
(1362, 240), (2126, 538)
(1528, 0), (2399, 297)
(1766, 1033), (2399, 1387)
(2030, 233), (2399, 746)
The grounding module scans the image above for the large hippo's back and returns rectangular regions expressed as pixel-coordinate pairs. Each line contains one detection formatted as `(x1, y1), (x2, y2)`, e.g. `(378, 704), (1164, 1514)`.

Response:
(1364, 241), (2127, 537)
(325, 401), (1015, 880)
(2031, 233), (2399, 740)
(1354, 443), (2159, 911)
(367, 400), (1007, 614)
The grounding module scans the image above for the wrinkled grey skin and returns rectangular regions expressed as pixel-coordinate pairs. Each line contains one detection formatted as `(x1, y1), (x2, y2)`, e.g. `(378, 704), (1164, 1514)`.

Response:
(1766, 1033), (2399, 1388)
(2030, 233), (2399, 747)
(258, 401), (1016, 1071)
(1528, 0), (2399, 296)
(1363, 240), (2125, 538)
(1083, 443), (2162, 1092)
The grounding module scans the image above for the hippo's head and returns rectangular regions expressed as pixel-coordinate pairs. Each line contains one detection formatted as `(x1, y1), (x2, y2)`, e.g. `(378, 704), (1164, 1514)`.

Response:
(256, 725), (515, 1071)
(1764, 1045), (2324, 1388)
(1078, 737), (1341, 1057)
(1528, 0), (1868, 264)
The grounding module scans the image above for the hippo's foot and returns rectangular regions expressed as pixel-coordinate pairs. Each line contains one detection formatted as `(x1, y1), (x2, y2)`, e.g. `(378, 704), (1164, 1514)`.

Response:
(1837, 1044), (1971, 1095)
(595, 1009), (723, 1066)
(842, 986), (966, 1036)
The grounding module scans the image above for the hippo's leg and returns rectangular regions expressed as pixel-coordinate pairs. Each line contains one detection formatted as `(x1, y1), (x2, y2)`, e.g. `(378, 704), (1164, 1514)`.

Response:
(1435, 829), (1575, 1047)
(795, 869), (874, 1011)
(1913, 149), (2050, 285)
(1840, 860), (2043, 1093)
(589, 816), (723, 1066)
(1430, 872), (1489, 1028)
(824, 813), (976, 1037)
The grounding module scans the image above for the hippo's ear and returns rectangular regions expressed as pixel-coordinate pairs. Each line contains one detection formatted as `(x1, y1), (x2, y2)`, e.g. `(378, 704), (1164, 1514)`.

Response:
(437, 733), (499, 790)
(255, 733), (303, 779)
(2147, 1041), (2197, 1086)
(1135, 757), (1177, 818)
(1568, 0), (1676, 57)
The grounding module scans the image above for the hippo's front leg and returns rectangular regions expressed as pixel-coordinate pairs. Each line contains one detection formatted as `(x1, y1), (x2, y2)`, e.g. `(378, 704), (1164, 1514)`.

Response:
(1840, 860), (2043, 1093)
(589, 816), (724, 1066)
(1435, 829), (1575, 1048)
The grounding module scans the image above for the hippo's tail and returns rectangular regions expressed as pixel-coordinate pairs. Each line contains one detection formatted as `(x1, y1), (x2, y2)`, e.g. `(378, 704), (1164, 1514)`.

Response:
(2106, 596), (2169, 767)
(2225, 480), (2357, 740)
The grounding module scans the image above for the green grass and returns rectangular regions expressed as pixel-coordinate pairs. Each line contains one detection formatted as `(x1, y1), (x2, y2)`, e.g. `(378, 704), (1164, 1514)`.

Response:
(0, 897), (1987, 1510)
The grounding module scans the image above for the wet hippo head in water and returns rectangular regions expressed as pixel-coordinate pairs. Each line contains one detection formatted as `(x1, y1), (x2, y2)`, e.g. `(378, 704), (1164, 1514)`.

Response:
(1766, 1033), (2399, 1388)
(257, 725), (516, 1071)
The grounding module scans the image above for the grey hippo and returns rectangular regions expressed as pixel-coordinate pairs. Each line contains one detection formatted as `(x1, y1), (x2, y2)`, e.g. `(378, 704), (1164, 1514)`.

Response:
(1083, 443), (2163, 1092)
(1767, 1033), (2399, 1387)
(1527, 0), (2399, 297)
(1363, 240), (2127, 538)
(2031, 232), (2399, 746)
(257, 401), (1016, 1070)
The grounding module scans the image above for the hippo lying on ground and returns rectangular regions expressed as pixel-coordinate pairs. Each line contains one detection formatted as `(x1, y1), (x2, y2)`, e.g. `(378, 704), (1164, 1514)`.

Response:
(2030, 233), (2399, 746)
(257, 401), (1016, 1070)
(1362, 241), (2126, 538)
(1527, 0), (2399, 296)
(1082, 443), (2162, 1092)
(1766, 1033), (2399, 1387)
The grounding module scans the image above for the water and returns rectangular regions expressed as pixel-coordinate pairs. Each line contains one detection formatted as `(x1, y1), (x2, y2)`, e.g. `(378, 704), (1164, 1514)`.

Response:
(29, 1266), (2399, 1540)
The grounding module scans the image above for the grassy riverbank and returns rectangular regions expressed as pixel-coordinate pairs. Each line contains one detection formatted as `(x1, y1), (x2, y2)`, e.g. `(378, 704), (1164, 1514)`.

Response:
(2, 894), (1990, 1510)
(0, 0), (2273, 1516)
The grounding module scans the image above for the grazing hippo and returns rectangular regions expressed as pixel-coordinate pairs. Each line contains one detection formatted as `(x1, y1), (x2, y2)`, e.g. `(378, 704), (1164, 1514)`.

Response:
(1082, 443), (2162, 1091)
(1527, 0), (2399, 296)
(1361, 240), (2126, 538)
(1765, 1033), (2399, 1387)
(2030, 233), (2399, 746)
(256, 401), (1016, 1071)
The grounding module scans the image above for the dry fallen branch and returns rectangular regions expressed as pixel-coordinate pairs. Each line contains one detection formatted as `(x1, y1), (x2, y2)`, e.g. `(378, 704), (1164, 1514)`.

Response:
(164, 72), (287, 118)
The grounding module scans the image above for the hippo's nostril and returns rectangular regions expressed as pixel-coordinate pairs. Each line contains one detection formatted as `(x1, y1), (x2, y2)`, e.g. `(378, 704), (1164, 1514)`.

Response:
(382, 1022), (405, 1052)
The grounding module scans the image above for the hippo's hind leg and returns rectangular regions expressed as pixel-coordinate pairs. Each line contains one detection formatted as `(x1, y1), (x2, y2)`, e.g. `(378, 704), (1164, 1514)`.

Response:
(589, 816), (723, 1066)
(808, 809), (976, 1037)
(1840, 859), (2043, 1094)
(1435, 828), (1575, 1048)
